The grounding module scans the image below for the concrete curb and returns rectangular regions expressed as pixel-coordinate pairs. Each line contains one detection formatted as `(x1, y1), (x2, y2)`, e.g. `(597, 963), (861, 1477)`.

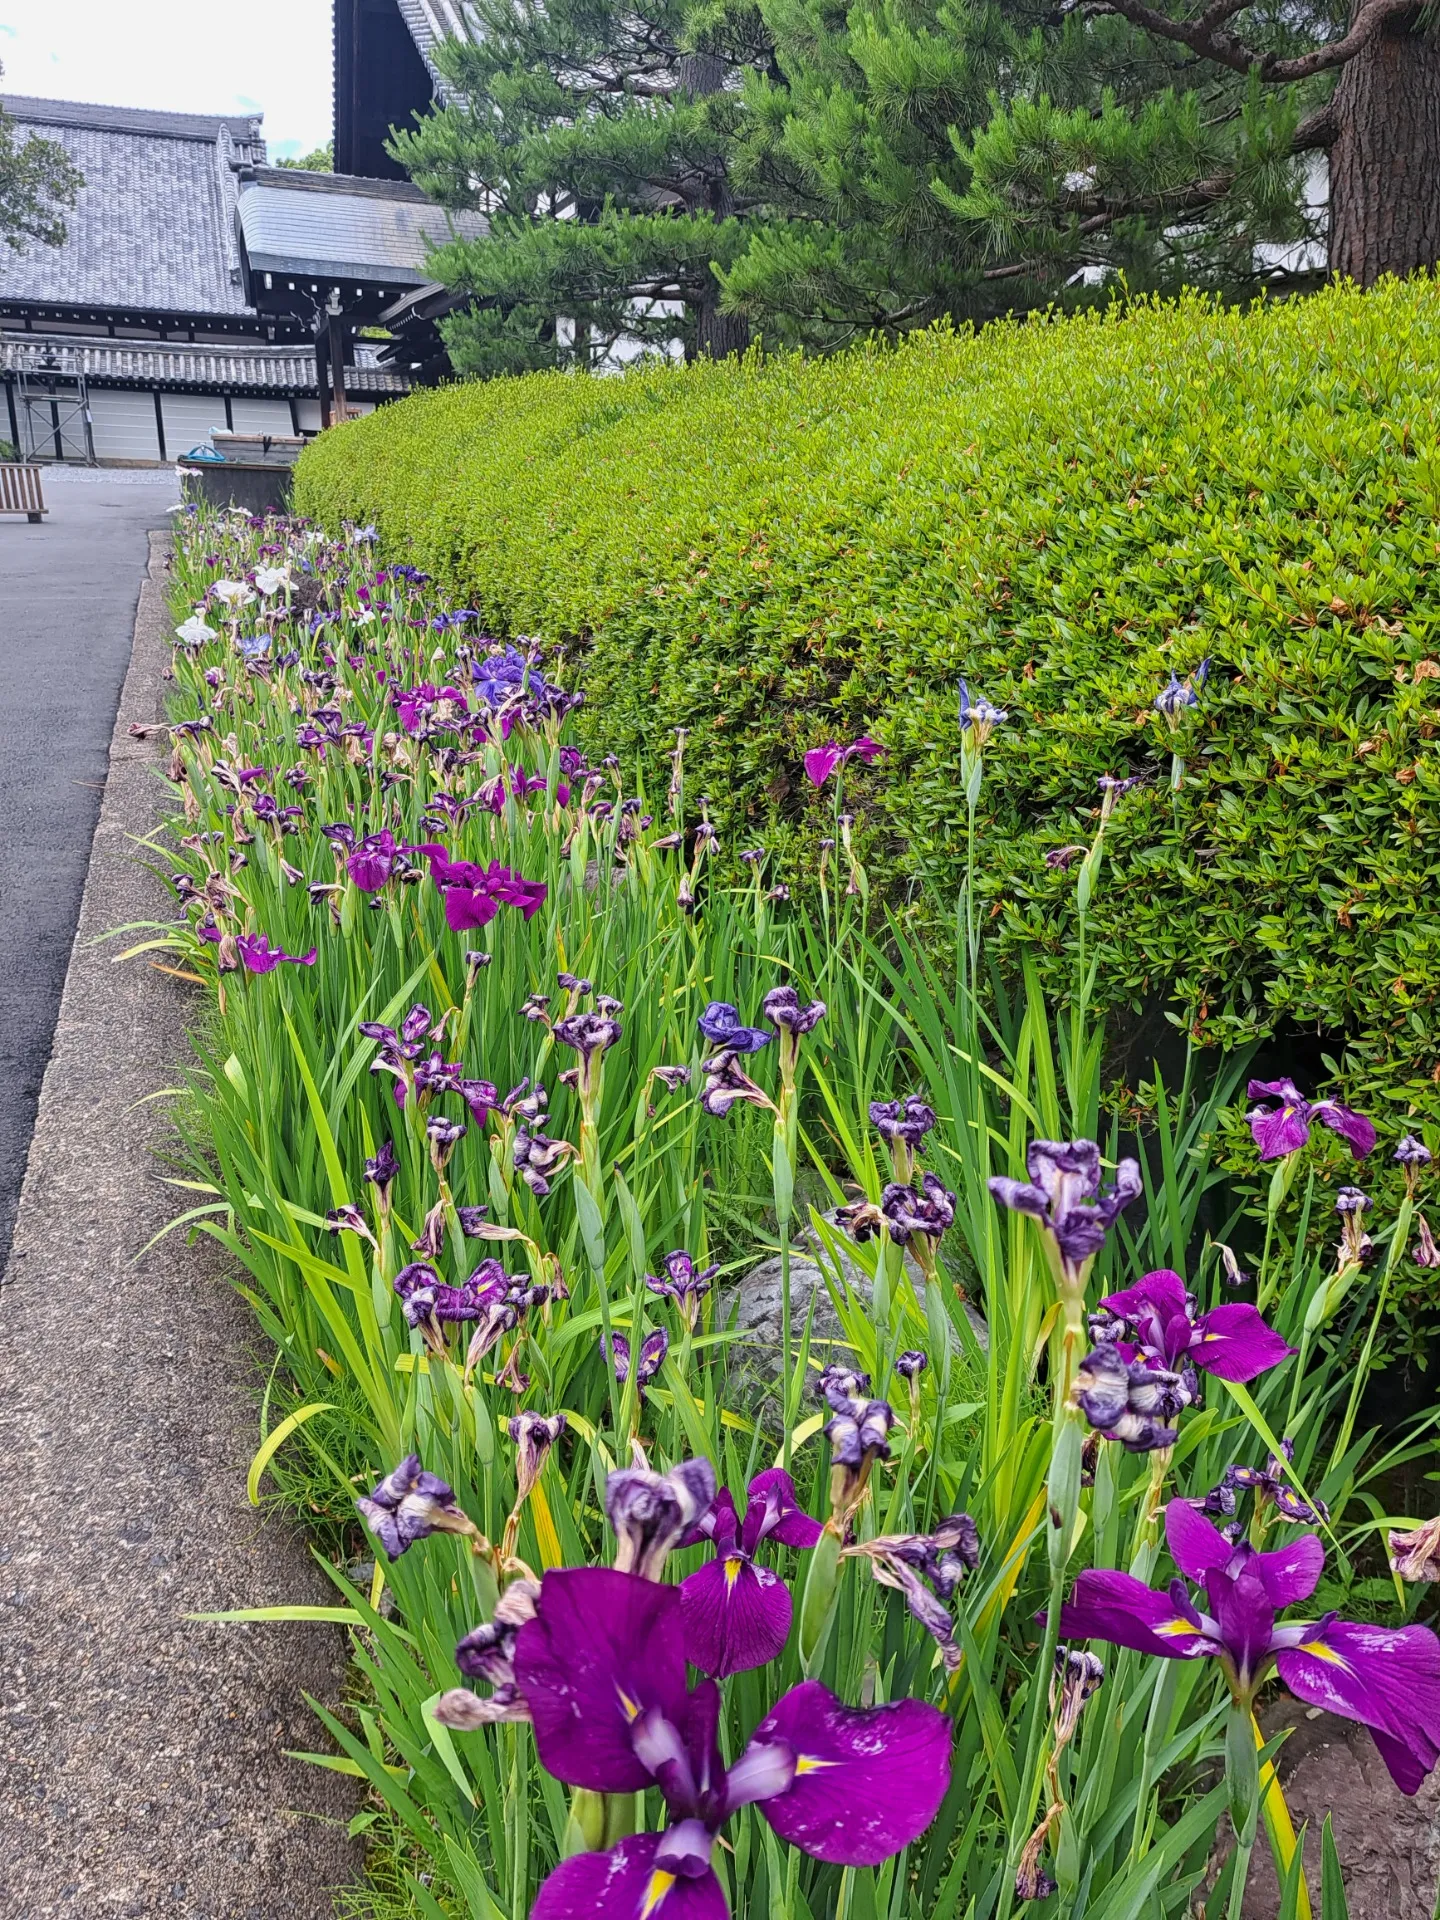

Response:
(0, 533), (358, 1918)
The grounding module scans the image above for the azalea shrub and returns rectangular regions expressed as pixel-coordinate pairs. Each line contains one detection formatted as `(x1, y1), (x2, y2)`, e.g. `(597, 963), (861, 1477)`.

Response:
(293, 279), (1440, 1143)
(148, 506), (1440, 1920)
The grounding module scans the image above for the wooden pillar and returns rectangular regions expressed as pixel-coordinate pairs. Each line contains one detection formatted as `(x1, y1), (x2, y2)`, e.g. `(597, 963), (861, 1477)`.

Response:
(315, 325), (331, 430)
(327, 313), (349, 425)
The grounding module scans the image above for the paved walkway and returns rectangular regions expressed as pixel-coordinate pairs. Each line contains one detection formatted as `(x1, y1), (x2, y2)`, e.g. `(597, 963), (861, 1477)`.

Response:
(0, 510), (356, 1915)
(0, 466), (178, 1269)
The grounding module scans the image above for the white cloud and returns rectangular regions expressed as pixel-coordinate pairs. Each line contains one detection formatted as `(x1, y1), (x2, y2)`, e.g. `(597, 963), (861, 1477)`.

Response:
(0, 0), (334, 154)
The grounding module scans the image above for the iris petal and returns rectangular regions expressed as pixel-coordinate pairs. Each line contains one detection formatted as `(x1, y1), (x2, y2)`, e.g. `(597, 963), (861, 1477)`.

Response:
(741, 1469), (824, 1554)
(680, 1554), (793, 1677)
(531, 1834), (728, 1920)
(1163, 1501), (1234, 1584)
(1057, 1567), (1214, 1660)
(1276, 1618), (1440, 1795)
(753, 1679), (951, 1865)
(515, 1569), (690, 1791)
(1187, 1303), (1296, 1382)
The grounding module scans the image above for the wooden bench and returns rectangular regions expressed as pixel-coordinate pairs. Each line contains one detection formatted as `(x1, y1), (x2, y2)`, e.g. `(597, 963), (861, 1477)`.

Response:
(0, 462), (46, 521)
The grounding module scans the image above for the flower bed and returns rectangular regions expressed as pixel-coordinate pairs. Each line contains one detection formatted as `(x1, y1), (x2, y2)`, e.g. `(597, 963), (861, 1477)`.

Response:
(152, 507), (1440, 1918)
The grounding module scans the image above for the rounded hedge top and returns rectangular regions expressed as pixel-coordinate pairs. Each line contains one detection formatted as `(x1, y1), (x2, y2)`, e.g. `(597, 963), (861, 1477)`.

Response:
(297, 281), (1440, 1124)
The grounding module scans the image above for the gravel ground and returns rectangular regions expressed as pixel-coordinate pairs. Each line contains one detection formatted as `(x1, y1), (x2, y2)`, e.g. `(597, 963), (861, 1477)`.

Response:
(0, 524), (358, 1917)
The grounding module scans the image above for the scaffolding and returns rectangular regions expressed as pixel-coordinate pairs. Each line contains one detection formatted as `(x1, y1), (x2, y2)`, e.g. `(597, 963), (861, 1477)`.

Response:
(12, 347), (96, 463)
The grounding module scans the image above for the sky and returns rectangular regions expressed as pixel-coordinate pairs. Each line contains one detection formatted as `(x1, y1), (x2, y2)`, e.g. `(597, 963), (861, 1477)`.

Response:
(0, 0), (335, 158)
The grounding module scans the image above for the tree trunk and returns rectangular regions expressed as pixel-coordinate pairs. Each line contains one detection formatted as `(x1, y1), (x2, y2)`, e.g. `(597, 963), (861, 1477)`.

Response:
(1328, 12), (1440, 284)
(677, 50), (752, 361)
(693, 296), (751, 361)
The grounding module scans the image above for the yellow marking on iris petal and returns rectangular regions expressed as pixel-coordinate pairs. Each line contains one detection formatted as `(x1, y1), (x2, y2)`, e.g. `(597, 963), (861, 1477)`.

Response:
(617, 1687), (642, 1721)
(640, 1871), (676, 1916)
(1155, 1618), (1199, 1637)
(1298, 1639), (1351, 1668)
(794, 1755), (838, 1775)
(724, 1558), (743, 1590)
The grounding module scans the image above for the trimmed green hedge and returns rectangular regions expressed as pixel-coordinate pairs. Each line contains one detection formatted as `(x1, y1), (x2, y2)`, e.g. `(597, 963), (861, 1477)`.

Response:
(298, 281), (1440, 1120)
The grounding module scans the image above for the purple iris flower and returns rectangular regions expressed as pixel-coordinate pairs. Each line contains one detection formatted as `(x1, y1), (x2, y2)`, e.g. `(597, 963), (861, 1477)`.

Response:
(1072, 1344), (1188, 1453)
(514, 1569), (951, 1919)
(1245, 1078), (1375, 1162)
(645, 1250), (719, 1328)
(679, 1470), (824, 1677)
(458, 1078), (499, 1125)
(422, 846), (549, 932)
(1153, 668), (1204, 724)
(606, 1328), (669, 1386)
(356, 1456), (473, 1560)
(235, 934), (317, 972)
(957, 679), (1008, 748)
(698, 1050), (777, 1119)
(553, 1009), (623, 1089)
(1058, 1500), (1440, 1795)
(880, 1172), (956, 1245)
(347, 829), (396, 892)
(1228, 1441), (1329, 1524)
(363, 1139), (399, 1201)
(471, 644), (529, 710)
(697, 1001), (771, 1053)
(989, 1139), (1141, 1283)
(398, 1003), (432, 1045)
(393, 1259), (500, 1328)
(870, 1097), (938, 1150)
(513, 1127), (575, 1197)
(803, 735), (885, 788)
(413, 1052), (464, 1098)
(761, 986), (826, 1036)
(1095, 1268), (1295, 1384)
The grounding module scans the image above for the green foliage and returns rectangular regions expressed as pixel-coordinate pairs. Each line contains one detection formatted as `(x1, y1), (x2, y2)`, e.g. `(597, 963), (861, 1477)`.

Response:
(716, 0), (1336, 339)
(0, 72), (83, 252)
(391, 0), (1366, 351)
(296, 280), (1440, 1128)
(389, 0), (769, 371)
(278, 141), (335, 171)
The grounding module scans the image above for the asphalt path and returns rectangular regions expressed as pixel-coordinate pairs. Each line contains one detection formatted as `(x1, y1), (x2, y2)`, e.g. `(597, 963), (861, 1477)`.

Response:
(0, 465), (178, 1270)
(0, 524), (355, 1915)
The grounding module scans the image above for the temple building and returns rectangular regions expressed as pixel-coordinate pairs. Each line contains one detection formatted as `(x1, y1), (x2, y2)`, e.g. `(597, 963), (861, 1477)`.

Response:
(0, 8), (482, 464)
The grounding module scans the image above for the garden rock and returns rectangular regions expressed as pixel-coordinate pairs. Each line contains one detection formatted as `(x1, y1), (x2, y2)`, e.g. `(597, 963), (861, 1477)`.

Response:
(1240, 1699), (1440, 1918)
(720, 1210), (987, 1410)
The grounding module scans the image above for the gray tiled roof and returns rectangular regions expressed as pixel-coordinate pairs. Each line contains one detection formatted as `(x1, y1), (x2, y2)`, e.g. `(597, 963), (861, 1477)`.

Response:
(0, 95), (265, 155)
(237, 167), (486, 286)
(395, 0), (474, 86)
(0, 333), (409, 394)
(0, 96), (263, 317)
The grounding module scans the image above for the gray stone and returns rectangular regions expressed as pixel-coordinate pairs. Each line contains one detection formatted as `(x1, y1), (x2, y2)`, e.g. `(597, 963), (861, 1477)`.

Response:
(720, 1209), (987, 1408)
(1239, 1700), (1440, 1919)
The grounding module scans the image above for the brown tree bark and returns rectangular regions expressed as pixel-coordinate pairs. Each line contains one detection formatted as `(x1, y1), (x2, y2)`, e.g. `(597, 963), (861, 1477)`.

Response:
(1328, 12), (1440, 284)
(677, 49), (752, 361)
(692, 298), (751, 360)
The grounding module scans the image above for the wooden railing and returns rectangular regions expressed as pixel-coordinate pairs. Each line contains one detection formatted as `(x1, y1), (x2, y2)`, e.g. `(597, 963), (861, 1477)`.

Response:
(0, 463), (46, 520)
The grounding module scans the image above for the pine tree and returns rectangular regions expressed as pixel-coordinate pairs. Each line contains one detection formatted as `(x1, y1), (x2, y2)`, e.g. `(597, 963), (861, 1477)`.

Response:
(388, 0), (775, 371)
(719, 0), (1438, 339)
(394, 2), (1436, 364)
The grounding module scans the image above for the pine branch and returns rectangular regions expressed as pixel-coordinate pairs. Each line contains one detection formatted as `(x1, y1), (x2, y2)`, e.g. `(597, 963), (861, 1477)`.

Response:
(1094, 0), (1418, 82)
